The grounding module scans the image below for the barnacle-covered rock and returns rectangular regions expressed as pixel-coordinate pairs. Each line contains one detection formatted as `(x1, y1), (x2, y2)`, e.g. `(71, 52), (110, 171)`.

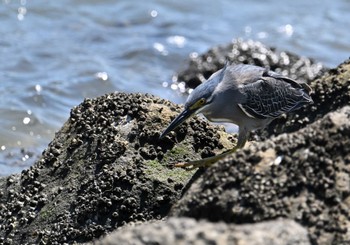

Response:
(171, 106), (350, 245)
(0, 92), (233, 244)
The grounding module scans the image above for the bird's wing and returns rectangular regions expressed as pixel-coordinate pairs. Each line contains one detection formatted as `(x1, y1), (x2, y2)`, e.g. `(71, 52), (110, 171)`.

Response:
(262, 70), (313, 94)
(238, 71), (313, 119)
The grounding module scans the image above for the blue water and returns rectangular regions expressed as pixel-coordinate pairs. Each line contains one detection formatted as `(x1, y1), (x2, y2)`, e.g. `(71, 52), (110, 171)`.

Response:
(1, 0), (349, 176)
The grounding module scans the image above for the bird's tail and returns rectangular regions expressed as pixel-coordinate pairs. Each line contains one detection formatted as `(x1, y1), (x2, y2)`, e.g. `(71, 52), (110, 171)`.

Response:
(301, 82), (313, 94)
(300, 83), (314, 104)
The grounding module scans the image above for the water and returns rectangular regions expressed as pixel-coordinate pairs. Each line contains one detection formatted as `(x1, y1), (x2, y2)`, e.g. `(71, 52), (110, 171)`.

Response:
(1, 0), (349, 176)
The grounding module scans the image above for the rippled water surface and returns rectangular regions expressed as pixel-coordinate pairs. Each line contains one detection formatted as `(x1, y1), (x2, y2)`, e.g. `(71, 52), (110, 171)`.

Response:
(1, 0), (349, 175)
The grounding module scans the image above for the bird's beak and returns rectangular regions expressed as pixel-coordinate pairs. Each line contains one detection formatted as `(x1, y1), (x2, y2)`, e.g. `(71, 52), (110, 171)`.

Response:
(159, 108), (195, 139)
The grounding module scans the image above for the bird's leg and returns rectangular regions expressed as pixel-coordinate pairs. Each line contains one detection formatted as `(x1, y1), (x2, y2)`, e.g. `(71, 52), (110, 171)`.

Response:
(174, 145), (239, 170)
(174, 130), (248, 170)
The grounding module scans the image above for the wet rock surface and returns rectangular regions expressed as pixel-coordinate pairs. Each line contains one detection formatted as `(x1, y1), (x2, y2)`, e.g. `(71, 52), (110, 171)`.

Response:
(92, 217), (310, 245)
(176, 39), (326, 89)
(0, 92), (233, 244)
(171, 106), (350, 245)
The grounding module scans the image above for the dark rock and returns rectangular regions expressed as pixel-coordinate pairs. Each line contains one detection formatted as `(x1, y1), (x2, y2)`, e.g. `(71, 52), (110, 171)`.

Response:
(0, 92), (234, 244)
(171, 106), (350, 245)
(92, 217), (310, 245)
(175, 39), (326, 89)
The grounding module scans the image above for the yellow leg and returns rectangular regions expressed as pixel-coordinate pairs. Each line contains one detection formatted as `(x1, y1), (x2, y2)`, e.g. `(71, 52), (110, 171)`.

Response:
(174, 145), (239, 170)
(173, 130), (248, 170)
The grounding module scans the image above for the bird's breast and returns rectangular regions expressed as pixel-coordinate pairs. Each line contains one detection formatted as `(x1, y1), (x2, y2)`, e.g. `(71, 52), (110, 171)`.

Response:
(202, 104), (243, 125)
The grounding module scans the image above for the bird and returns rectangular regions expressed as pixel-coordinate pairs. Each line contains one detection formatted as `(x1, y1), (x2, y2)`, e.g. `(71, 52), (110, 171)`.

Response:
(160, 63), (313, 169)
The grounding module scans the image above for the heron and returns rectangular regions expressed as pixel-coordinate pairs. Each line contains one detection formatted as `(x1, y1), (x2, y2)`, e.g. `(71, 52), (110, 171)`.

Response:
(160, 63), (313, 169)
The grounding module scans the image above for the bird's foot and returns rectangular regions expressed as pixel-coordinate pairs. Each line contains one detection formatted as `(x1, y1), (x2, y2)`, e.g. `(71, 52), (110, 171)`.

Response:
(174, 158), (215, 171)
(173, 147), (238, 171)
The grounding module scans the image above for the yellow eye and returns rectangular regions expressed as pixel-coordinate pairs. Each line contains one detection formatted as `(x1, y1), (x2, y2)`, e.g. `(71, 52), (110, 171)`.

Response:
(198, 98), (206, 105)
(189, 98), (206, 110)
(194, 98), (206, 108)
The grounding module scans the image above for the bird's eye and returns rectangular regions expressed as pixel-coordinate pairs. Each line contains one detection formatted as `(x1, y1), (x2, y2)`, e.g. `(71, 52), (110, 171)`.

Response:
(198, 98), (206, 105)
(189, 98), (207, 110)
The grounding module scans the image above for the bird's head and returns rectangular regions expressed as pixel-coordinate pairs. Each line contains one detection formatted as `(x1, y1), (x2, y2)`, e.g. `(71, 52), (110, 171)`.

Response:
(159, 64), (228, 139)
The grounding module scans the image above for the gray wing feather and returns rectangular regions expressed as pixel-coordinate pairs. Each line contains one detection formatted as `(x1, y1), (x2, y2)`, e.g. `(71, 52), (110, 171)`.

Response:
(239, 71), (313, 119)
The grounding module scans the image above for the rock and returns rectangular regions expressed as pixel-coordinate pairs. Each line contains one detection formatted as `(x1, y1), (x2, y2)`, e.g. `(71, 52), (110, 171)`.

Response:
(171, 106), (350, 245)
(92, 217), (310, 245)
(1, 46), (349, 245)
(175, 39), (326, 89)
(0, 92), (234, 244)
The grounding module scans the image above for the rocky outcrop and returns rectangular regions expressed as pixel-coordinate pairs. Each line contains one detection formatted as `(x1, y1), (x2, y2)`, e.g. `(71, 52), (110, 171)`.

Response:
(1, 44), (350, 244)
(0, 93), (234, 244)
(171, 106), (350, 245)
(93, 218), (310, 245)
(92, 59), (350, 245)
(91, 59), (350, 245)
